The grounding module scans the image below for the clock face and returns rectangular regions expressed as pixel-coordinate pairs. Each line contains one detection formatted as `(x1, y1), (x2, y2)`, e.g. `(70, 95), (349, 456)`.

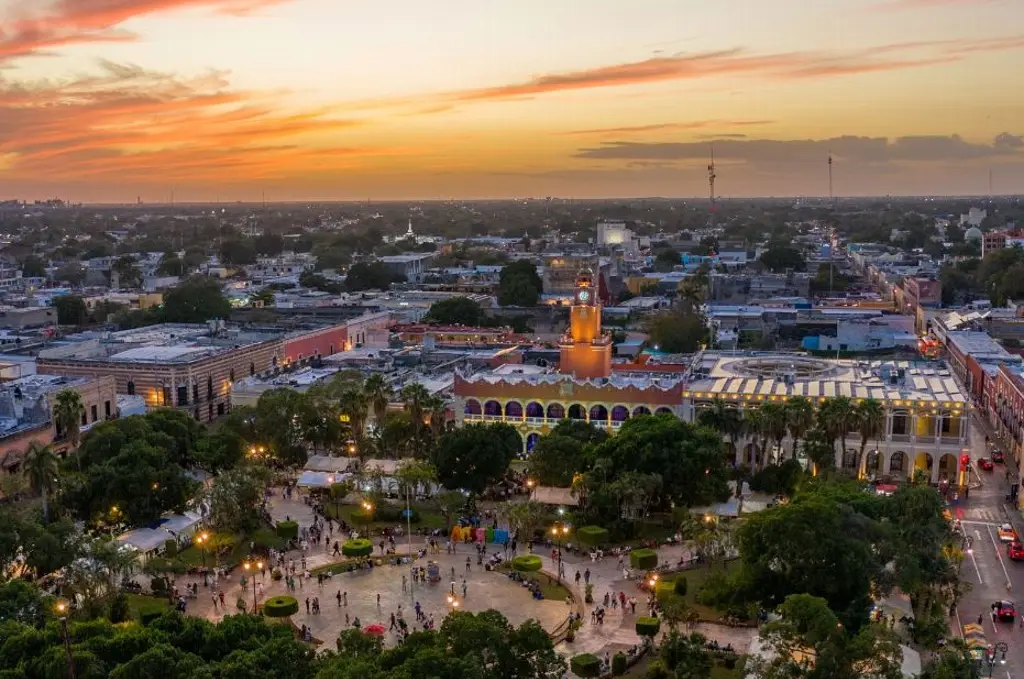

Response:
(577, 290), (591, 303)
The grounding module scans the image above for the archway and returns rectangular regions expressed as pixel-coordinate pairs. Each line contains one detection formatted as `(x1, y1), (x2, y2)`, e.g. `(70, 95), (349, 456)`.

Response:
(484, 400), (502, 417)
(568, 404), (587, 420)
(505, 401), (523, 419)
(914, 452), (933, 475)
(890, 451), (906, 473)
(525, 432), (540, 453)
(633, 406), (652, 417)
(525, 402), (544, 419)
(547, 403), (565, 419)
(611, 405), (630, 423)
(938, 453), (957, 481)
(464, 399), (481, 416)
(655, 407), (673, 416)
(590, 405), (609, 422)
(865, 450), (881, 473)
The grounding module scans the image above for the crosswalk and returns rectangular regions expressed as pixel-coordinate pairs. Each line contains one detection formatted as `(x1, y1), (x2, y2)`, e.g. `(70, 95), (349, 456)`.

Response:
(957, 507), (1004, 524)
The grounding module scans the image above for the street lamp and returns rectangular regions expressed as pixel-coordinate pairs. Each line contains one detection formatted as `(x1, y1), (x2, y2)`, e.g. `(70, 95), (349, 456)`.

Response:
(55, 602), (76, 679)
(361, 500), (374, 530)
(242, 560), (265, 613)
(550, 523), (570, 581)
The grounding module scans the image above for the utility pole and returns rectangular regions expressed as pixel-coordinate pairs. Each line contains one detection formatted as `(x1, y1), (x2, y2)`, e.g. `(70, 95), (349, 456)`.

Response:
(828, 152), (834, 207)
(707, 145), (717, 229)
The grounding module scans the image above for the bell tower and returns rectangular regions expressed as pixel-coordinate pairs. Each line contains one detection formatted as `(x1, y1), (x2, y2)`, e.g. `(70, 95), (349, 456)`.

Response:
(559, 269), (612, 379)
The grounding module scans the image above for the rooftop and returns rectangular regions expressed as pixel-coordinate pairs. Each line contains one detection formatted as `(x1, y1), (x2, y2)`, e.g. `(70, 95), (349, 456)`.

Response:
(945, 331), (1013, 362)
(687, 352), (967, 405)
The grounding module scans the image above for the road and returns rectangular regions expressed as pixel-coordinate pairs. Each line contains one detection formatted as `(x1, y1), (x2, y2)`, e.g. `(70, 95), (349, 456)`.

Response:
(955, 407), (1022, 678)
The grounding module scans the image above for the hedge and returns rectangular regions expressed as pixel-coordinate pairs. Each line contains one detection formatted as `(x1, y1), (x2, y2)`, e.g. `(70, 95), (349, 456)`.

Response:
(674, 577), (688, 596)
(276, 520), (298, 541)
(511, 555), (543, 572)
(263, 595), (299, 618)
(635, 616), (661, 637)
(253, 528), (287, 551)
(139, 607), (166, 626)
(570, 653), (602, 678)
(576, 526), (609, 547)
(612, 653), (627, 676)
(342, 538), (373, 558)
(629, 548), (658, 570)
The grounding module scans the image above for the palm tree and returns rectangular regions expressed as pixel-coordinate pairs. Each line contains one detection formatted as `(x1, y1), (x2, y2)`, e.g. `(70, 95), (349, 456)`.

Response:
(424, 395), (448, 444)
(785, 397), (815, 461)
(698, 399), (744, 462)
(743, 408), (769, 470)
(401, 383), (431, 459)
(676, 280), (705, 313)
(818, 396), (855, 468)
(338, 387), (369, 454)
(23, 442), (59, 523)
(854, 398), (886, 478)
(760, 402), (789, 467)
(363, 373), (393, 429)
(52, 388), (85, 466)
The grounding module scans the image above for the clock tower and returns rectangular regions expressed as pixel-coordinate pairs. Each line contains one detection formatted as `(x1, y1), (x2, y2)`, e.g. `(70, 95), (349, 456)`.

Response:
(559, 269), (612, 379)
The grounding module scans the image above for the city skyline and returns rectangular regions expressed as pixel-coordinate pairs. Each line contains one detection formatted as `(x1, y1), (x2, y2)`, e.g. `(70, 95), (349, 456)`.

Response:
(1, 0), (1023, 202)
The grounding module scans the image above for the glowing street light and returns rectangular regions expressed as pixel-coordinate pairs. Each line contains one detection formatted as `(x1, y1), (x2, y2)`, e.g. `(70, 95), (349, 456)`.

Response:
(242, 560), (265, 613)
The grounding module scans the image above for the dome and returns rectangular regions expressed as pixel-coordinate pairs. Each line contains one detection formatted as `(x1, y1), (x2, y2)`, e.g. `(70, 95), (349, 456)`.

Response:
(965, 227), (983, 242)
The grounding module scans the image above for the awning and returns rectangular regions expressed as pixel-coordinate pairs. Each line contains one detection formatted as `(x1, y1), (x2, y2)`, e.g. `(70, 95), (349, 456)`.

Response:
(962, 623), (988, 659)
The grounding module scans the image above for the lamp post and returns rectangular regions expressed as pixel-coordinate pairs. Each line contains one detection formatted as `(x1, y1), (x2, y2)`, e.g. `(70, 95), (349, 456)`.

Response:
(243, 560), (264, 613)
(361, 500), (374, 532)
(525, 478), (535, 499)
(986, 641), (1008, 677)
(56, 602), (76, 679)
(550, 523), (570, 581)
(196, 531), (210, 585)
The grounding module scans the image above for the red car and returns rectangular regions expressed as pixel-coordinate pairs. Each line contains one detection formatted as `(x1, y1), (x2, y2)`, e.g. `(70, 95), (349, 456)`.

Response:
(992, 450), (1006, 464)
(978, 458), (994, 471)
(1009, 542), (1024, 561)
(992, 600), (1017, 622)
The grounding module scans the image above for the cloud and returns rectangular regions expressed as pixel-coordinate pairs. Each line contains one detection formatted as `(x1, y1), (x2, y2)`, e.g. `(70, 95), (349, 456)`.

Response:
(0, 0), (291, 61)
(0, 59), (400, 184)
(437, 35), (1024, 104)
(572, 134), (1024, 164)
(564, 120), (772, 136)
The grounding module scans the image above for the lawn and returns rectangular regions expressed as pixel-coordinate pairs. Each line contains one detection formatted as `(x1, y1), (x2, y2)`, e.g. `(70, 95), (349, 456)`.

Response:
(125, 593), (170, 621)
(174, 532), (253, 569)
(621, 653), (746, 679)
(654, 560), (742, 623)
(324, 502), (448, 534)
(496, 565), (572, 602)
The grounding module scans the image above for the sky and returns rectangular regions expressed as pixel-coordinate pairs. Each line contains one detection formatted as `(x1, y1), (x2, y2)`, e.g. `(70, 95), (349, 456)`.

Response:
(1, 0), (1023, 202)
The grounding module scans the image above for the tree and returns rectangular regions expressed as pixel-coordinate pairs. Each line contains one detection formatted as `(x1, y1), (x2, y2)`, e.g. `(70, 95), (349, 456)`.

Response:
(433, 423), (519, 495)
(361, 374), (392, 430)
(401, 383), (433, 459)
(424, 296), (486, 325)
(112, 255), (142, 288)
(24, 442), (59, 523)
(344, 261), (399, 291)
(760, 402), (789, 467)
(759, 245), (806, 272)
(503, 501), (549, 543)
(528, 435), (588, 487)
(698, 400), (744, 461)
(853, 398), (885, 476)
(53, 294), (88, 325)
(654, 248), (681, 272)
(54, 262), (86, 286)
(785, 397), (815, 461)
(156, 251), (185, 276)
(20, 255), (47, 278)
(161, 276), (232, 323)
(644, 309), (707, 353)
(675, 280), (705, 313)
(201, 465), (270, 533)
(817, 397), (855, 466)
(659, 631), (713, 678)
(498, 261), (542, 307)
(219, 239), (257, 265)
(434, 489), (467, 530)
(53, 388), (86, 457)
(0, 579), (52, 627)
(250, 288), (275, 307)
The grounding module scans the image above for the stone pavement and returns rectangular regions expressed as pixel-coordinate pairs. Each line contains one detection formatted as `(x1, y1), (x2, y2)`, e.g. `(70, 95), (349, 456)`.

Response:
(173, 489), (757, 661)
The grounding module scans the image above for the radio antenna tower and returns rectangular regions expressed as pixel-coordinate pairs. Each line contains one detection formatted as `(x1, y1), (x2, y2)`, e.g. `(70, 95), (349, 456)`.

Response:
(707, 145), (717, 227)
(828, 151), (834, 207)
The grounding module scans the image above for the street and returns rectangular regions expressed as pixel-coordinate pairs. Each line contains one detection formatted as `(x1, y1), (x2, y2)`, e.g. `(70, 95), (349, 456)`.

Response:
(956, 408), (1022, 678)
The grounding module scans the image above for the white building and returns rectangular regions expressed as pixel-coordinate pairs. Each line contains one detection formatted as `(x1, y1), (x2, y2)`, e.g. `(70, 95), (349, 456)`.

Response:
(960, 208), (987, 228)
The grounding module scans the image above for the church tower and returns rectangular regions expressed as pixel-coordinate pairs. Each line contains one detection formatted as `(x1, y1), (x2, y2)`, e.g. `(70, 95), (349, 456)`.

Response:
(559, 269), (612, 379)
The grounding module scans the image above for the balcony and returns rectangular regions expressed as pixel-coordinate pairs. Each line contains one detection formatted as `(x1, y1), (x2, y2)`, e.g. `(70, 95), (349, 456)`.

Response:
(462, 413), (624, 429)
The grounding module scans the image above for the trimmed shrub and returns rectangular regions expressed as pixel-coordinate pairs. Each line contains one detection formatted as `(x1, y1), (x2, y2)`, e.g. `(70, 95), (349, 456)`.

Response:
(723, 656), (736, 670)
(163, 539), (177, 557)
(576, 525), (610, 547)
(149, 576), (168, 594)
(584, 583), (594, 604)
(263, 595), (299, 618)
(253, 528), (287, 551)
(377, 506), (422, 523)
(342, 538), (373, 558)
(108, 593), (130, 623)
(138, 605), (166, 625)
(635, 616), (661, 637)
(271, 568), (283, 581)
(276, 520), (299, 541)
(629, 548), (658, 570)
(674, 577), (687, 597)
(511, 555), (542, 572)
(570, 653), (602, 678)
(643, 659), (671, 679)
(236, 597), (248, 612)
(612, 652), (627, 676)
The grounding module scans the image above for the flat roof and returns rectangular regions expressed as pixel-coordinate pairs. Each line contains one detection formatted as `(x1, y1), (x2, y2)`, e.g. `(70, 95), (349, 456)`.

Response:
(687, 352), (967, 405)
(946, 331), (1012, 361)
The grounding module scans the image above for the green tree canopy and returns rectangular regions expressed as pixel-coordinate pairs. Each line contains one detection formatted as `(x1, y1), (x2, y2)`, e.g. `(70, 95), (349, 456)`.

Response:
(424, 297), (486, 326)
(759, 244), (806, 272)
(497, 261), (542, 307)
(161, 276), (232, 323)
(345, 262), (401, 291)
(433, 423), (519, 495)
(53, 294), (88, 325)
(644, 309), (707, 353)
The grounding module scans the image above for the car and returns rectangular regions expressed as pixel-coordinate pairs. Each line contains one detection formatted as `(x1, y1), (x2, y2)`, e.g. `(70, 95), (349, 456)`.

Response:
(998, 524), (1019, 543)
(992, 600), (1017, 622)
(1009, 542), (1024, 561)
(992, 450), (1005, 464)
(978, 458), (994, 471)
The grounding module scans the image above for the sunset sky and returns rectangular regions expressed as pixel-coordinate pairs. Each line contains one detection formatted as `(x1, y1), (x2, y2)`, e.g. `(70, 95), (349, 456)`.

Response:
(1, 0), (1023, 202)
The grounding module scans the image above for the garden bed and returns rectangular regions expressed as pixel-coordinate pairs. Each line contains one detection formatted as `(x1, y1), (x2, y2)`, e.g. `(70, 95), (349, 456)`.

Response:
(495, 564), (571, 601)
(652, 560), (755, 624)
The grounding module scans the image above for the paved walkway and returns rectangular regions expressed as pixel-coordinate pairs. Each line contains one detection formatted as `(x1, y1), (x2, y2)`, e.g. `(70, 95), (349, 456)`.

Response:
(170, 490), (758, 660)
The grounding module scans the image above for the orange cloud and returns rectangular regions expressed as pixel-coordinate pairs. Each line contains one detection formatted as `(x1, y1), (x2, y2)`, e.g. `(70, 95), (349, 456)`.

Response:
(0, 60), (397, 184)
(564, 120), (773, 136)
(0, 0), (291, 61)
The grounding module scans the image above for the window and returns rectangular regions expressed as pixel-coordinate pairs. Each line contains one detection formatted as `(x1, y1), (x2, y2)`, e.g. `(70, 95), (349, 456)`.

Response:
(176, 385), (188, 406)
(217, 403), (225, 416)
(127, 380), (135, 396)
(104, 400), (111, 418)
(329, 344), (334, 354)
(90, 405), (98, 422)
(192, 384), (199, 403)
(891, 412), (908, 435)
(207, 376), (214, 400)
(80, 412), (87, 426)
(250, 361), (255, 376)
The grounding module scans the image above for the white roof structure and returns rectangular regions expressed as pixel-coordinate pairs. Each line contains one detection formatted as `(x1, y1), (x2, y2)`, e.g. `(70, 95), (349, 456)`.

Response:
(304, 455), (358, 473)
(118, 527), (173, 554)
(687, 353), (967, 407)
(297, 470), (353, 488)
